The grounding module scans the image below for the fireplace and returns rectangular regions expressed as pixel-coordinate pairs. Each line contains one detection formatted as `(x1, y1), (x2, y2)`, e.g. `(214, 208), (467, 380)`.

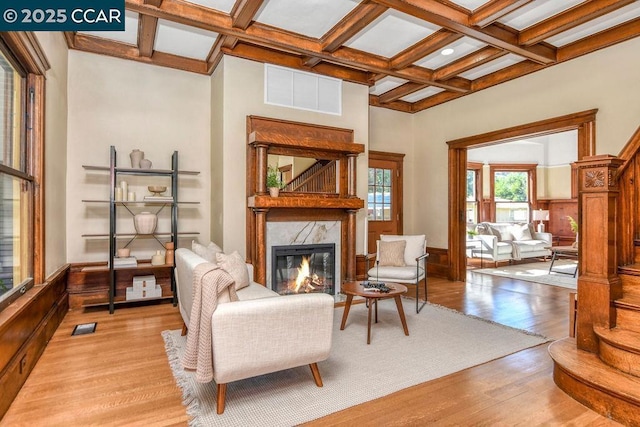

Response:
(271, 244), (335, 295)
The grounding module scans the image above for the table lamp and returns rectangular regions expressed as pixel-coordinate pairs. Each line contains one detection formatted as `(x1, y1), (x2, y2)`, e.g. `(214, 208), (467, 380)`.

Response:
(532, 209), (549, 233)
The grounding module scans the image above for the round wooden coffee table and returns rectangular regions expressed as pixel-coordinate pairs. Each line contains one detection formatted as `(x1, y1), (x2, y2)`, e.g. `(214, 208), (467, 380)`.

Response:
(340, 281), (409, 344)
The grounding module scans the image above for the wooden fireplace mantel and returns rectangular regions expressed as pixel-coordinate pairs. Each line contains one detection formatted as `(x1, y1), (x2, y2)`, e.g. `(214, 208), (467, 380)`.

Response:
(246, 116), (365, 287)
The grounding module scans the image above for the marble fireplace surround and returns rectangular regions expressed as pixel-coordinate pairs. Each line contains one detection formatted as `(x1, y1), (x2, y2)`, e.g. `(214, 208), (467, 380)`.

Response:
(267, 221), (341, 294)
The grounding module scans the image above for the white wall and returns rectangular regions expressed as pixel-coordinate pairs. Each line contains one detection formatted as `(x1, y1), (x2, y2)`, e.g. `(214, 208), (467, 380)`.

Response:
(210, 60), (224, 246)
(217, 56), (370, 256)
(411, 37), (640, 248)
(36, 33), (68, 277)
(66, 51), (211, 262)
(369, 107), (415, 233)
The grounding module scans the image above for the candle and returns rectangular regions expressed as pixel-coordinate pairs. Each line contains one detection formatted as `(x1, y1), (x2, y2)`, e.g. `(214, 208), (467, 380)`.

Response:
(115, 187), (123, 201)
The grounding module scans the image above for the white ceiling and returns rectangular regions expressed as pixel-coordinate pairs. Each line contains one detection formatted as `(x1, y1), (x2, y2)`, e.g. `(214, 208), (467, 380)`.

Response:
(468, 130), (578, 167)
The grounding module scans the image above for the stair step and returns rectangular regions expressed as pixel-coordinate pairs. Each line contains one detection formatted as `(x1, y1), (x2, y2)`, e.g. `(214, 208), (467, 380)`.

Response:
(615, 295), (640, 333)
(594, 326), (640, 376)
(619, 263), (640, 276)
(549, 338), (640, 425)
(620, 274), (640, 299)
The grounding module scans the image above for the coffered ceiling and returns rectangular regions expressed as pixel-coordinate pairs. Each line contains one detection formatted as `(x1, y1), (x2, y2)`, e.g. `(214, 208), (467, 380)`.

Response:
(65, 0), (640, 113)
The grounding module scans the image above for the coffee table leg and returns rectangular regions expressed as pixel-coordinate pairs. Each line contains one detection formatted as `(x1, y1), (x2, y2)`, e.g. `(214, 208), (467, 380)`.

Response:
(340, 294), (354, 330)
(375, 298), (378, 323)
(394, 295), (409, 336)
(367, 298), (373, 344)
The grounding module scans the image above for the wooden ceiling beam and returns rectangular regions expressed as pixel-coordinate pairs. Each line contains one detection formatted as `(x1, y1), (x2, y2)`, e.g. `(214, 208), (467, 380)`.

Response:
(63, 32), (76, 48)
(206, 34), (225, 74)
(369, 94), (414, 112)
(302, 56), (323, 67)
(221, 42), (373, 85)
(470, 0), (533, 28)
(519, 0), (637, 46)
(390, 29), (463, 70)
(378, 82), (429, 103)
(432, 46), (506, 80)
(222, 36), (239, 50)
(321, 1), (388, 53)
(144, 0), (163, 6)
(138, 14), (158, 57)
(73, 33), (208, 74)
(372, 0), (556, 64)
(230, 0), (265, 30)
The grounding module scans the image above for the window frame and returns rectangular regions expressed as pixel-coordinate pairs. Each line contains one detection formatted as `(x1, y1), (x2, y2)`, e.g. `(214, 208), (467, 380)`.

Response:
(0, 33), (47, 312)
(489, 163), (537, 223)
(466, 161), (483, 224)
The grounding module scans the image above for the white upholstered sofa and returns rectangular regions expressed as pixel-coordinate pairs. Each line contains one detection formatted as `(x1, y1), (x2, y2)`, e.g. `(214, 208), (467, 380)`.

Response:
(175, 247), (334, 414)
(472, 222), (552, 264)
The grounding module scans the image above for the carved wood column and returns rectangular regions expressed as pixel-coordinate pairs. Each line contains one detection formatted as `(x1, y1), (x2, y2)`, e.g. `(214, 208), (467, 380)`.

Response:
(346, 209), (357, 281)
(255, 144), (268, 195)
(347, 153), (357, 197)
(253, 208), (269, 285)
(575, 155), (624, 353)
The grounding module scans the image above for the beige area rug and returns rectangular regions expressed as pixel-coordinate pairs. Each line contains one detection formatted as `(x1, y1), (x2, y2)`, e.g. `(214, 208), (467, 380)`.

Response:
(162, 299), (548, 426)
(473, 259), (578, 289)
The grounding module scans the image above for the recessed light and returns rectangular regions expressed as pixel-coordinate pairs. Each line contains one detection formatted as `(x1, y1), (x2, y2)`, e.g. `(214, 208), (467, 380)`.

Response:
(441, 48), (454, 56)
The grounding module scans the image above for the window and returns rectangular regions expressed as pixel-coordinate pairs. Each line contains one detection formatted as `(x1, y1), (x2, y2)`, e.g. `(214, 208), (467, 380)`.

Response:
(466, 162), (482, 224)
(368, 167), (391, 220)
(0, 35), (44, 312)
(490, 164), (537, 223)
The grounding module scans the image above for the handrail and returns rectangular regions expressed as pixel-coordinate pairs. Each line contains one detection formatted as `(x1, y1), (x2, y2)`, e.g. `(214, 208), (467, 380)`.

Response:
(615, 125), (640, 180)
(286, 160), (336, 193)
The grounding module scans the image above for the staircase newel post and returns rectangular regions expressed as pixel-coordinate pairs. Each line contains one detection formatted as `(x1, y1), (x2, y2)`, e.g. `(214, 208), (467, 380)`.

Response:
(575, 155), (624, 353)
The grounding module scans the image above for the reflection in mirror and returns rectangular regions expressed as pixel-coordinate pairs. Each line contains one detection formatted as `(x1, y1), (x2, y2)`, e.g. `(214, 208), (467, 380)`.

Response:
(267, 154), (339, 194)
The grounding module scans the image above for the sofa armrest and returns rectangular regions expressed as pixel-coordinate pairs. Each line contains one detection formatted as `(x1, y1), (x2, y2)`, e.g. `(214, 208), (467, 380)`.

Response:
(475, 234), (499, 258)
(211, 293), (334, 384)
(532, 231), (552, 245)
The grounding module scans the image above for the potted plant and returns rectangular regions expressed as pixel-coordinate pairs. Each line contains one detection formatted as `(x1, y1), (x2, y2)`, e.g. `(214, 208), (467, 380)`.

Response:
(266, 165), (284, 197)
(467, 229), (478, 239)
(567, 215), (578, 248)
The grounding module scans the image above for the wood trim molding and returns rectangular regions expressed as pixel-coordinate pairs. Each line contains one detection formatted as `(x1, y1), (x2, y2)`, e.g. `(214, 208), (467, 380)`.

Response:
(0, 33), (50, 75)
(29, 74), (46, 284)
(447, 110), (597, 282)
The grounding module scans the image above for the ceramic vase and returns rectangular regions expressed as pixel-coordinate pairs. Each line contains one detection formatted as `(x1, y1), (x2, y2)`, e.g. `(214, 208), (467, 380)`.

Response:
(269, 187), (280, 197)
(165, 242), (175, 265)
(134, 211), (157, 234)
(151, 250), (165, 265)
(140, 158), (152, 169)
(130, 149), (144, 168)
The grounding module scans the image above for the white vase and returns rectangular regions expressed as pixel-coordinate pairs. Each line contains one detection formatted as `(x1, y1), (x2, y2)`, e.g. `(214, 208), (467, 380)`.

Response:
(130, 149), (144, 168)
(269, 187), (280, 197)
(134, 211), (157, 234)
(151, 250), (165, 265)
(140, 158), (152, 169)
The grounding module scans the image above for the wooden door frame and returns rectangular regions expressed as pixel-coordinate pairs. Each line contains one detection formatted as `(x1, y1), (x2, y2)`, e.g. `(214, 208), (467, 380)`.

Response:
(369, 150), (405, 235)
(447, 109), (598, 282)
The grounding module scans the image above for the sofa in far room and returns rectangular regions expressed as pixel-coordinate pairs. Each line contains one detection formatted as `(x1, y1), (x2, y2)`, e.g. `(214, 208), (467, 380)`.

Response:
(471, 222), (552, 264)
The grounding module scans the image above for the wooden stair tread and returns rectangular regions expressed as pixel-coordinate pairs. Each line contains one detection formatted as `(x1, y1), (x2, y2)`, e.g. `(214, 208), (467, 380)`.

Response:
(615, 295), (640, 311)
(549, 338), (640, 405)
(618, 263), (640, 275)
(594, 326), (640, 355)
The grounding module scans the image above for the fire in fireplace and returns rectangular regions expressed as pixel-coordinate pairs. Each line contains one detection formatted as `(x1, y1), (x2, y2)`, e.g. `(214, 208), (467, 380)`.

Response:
(271, 244), (335, 295)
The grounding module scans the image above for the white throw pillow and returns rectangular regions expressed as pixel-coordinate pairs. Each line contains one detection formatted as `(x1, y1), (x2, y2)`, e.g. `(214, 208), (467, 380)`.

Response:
(192, 240), (223, 263)
(216, 251), (250, 290)
(378, 240), (407, 267)
(381, 234), (426, 266)
(511, 223), (533, 241)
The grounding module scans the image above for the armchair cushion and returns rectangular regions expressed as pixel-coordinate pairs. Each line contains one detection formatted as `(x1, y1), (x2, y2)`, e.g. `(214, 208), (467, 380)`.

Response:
(380, 234), (426, 266)
(216, 251), (250, 291)
(511, 223), (533, 241)
(192, 240), (223, 263)
(378, 240), (406, 266)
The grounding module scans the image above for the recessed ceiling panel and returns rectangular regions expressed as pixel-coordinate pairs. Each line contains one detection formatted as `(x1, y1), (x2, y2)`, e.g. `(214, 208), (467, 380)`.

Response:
(446, 0), (489, 12)
(400, 86), (444, 103)
(369, 76), (408, 95)
(254, 0), (361, 39)
(184, 0), (236, 13)
(345, 10), (440, 58)
(155, 20), (219, 60)
(546, 2), (640, 47)
(79, 11), (138, 45)
(499, 0), (583, 30)
(414, 37), (486, 69)
(459, 53), (525, 80)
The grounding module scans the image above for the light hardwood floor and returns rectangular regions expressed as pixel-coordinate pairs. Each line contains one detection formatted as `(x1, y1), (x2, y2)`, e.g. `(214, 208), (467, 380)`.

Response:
(2, 272), (620, 426)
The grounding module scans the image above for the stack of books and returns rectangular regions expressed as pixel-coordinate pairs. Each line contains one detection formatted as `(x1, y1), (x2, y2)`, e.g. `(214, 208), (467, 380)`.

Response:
(113, 256), (137, 268)
(143, 195), (173, 202)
